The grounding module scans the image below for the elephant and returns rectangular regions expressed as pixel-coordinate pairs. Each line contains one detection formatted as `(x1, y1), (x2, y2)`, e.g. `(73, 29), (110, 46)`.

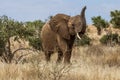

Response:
(41, 6), (87, 64)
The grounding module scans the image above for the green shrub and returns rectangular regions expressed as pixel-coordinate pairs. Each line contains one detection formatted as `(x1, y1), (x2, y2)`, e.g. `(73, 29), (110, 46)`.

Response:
(0, 15), (44, 63)
(100, 33), (119, 45)
(110, 10), (120, 28)
(0, 39), (5, 56)
(75, 35), (91, 46)
(29, 37), (42, 50)
(92, 16), (109, 35)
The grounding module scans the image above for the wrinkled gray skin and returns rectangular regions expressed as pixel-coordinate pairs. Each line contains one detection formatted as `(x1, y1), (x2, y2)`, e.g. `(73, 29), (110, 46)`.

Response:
(41, 6), (87, 64)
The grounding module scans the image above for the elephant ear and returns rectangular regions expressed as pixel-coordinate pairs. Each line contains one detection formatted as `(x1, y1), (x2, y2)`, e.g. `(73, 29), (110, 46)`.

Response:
(49, 14), (70, 39)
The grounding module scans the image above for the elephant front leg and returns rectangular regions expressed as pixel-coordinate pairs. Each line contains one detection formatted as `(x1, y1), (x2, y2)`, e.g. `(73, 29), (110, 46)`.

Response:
(57, 50), (63, 63)
(45, 51), (53, 62)
(57, 36), (72, 64)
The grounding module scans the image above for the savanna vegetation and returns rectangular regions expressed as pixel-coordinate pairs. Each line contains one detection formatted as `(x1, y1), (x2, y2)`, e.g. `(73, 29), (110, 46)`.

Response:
(0, 15), (44, 63)
(0, 9), (120, 80)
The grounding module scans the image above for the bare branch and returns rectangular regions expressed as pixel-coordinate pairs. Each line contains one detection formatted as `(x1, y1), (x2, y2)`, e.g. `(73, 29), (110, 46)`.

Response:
(12, 48), (36, 55)
(15, 53), (30, 64)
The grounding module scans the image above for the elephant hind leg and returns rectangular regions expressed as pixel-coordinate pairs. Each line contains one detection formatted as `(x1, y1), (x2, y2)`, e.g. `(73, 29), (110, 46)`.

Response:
(45, 51), (53, 62)
(57, 50), (63, 63)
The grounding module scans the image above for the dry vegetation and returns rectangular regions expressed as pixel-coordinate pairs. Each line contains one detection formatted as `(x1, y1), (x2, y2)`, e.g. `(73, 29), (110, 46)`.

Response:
(1, 25), (120, 80)
(87, 25), (120, 44)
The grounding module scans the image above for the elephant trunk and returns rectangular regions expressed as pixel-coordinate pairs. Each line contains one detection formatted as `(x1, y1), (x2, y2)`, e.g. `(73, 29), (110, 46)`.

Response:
(79, 6), (87, 37)
(80, 6), (86, 18)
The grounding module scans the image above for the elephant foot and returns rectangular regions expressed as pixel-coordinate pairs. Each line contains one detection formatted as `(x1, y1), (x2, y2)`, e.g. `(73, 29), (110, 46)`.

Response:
(64, 60), (71, 64)
(45, 51), (53, 62)
(57, 51), (63, 63)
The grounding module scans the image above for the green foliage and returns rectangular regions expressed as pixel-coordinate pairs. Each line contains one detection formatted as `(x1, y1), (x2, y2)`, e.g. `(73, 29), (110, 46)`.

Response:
(76, 35), (91, 46)
(92, 16), (109, 35)
(29, 37), (42, 50)
(0, 15), (45, 63)
(25, 20), (45, 50)
(0, 15), (19, 47)
(110, 10), (120, 28)
(92, 16), (109, 28)
(100, 33), (119, 45)
(0, 15), (28, 63)
(17, 21), (35, 40)
(25, 20), (44, 31)
(0, 38), (5, 56)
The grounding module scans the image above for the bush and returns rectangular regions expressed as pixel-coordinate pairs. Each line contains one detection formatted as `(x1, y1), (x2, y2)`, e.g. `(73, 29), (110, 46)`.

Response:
(92, 16), (109, 35)
(100, 33), (120, 46)
(25, 20), (44, 51)
(0, 38), (5, 56)
(110, 10), (120, 28)
(0, 15), (44, 63)
(75, 35), (91, 46)
(29, 37), (42, 50)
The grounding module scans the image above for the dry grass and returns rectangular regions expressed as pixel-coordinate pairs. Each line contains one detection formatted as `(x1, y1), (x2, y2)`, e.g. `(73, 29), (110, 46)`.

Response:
(86, 25), (120, 45)
(0, 45), (120, 80)
(1, 25), (120, 80)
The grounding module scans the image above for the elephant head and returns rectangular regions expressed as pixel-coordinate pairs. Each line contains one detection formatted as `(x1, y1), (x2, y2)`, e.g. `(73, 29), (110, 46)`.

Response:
(49, 6), (87, 40)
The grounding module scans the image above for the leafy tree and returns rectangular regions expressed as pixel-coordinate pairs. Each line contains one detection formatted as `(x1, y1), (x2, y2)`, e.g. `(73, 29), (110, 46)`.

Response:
(0, 15), (42, 63)
(92, 16), (109, 35)
(29, 37), (42, 50)
(25, 20), (45, 50)
(100, 33), (120, 46)
(110, 10), (120, 28)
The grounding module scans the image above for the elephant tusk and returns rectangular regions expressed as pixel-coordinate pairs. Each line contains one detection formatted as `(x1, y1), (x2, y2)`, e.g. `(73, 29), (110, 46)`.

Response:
(77, 33), (81, 40)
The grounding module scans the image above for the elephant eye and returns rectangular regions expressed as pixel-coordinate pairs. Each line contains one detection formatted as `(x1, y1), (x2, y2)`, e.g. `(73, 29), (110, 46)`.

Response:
(71, 24), (75, 29)
(72, 24), (75, 27)
(79, 22), (81, 25)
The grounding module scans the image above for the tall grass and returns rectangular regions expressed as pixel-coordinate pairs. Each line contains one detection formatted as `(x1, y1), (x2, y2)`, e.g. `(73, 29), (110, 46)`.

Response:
(0, 45), (120, 80)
